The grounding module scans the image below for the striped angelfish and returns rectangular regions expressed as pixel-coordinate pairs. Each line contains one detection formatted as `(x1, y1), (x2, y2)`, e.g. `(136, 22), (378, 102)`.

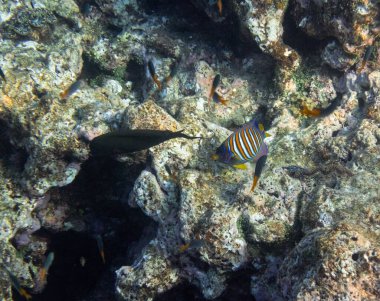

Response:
(211, 119), (270, 192)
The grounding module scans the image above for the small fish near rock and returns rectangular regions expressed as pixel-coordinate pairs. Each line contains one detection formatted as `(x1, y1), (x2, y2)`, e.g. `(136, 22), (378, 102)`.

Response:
(211, 119), (270, 192)
(90, 129), (202, 157)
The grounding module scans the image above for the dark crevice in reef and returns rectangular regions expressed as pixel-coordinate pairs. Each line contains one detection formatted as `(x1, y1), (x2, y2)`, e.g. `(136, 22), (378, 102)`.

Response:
(155, 268), (255, 301)
(28, 156), (157, 301)
(0, 119), (28, 175)
(283, 1), (327, 56)
(142, 0), (262, 59)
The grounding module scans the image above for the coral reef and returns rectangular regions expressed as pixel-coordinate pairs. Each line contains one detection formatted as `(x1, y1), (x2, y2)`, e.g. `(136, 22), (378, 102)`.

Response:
(1, 0), (380, 300)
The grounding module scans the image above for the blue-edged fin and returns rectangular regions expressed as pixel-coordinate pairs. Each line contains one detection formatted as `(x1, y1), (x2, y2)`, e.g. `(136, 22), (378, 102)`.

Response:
(233, 164), (247, 170)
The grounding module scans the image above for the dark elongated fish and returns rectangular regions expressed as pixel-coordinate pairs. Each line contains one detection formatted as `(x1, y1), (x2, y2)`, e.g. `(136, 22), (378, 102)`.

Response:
(208, 74), (220, 104)
(95, 235), (105, 264)
(90, 129), (201, 157)
(211, 119), (269, 192)
(148, 60), (162, 91)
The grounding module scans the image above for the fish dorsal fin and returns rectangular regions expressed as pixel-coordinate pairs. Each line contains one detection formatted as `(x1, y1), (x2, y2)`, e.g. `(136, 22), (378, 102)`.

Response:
(258, 123), (265, 132)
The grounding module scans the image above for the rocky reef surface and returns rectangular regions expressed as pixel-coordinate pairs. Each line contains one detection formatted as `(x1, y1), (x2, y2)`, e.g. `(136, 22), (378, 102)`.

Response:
(0, 0), (379, 300)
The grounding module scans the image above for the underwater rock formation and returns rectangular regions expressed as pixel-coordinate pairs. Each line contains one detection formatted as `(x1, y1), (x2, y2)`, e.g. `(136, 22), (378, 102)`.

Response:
(278, 223), (380, 300)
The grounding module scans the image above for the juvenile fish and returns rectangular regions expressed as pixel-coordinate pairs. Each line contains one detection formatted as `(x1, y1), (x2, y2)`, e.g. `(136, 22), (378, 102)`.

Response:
(95, 235), (105, 264)
(148, 60), (162, 91)
(0, 67), (6, 82)
(60, 80), (82, 100)
(39, 252), (54, 282)
(208, 74), (220, 105)
(90, 129), (202, 157)
(211, 119), (270, 192)
(4, 268), (32, 300)
(179, 239), (205, 253)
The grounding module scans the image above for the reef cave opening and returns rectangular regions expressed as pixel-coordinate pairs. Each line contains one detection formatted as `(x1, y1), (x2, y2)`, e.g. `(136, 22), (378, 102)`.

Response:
(282, 1), (327, 56)
(141, 0), (263, 59)
(155, 268), (255, 301)
(24, 156), (157, 301)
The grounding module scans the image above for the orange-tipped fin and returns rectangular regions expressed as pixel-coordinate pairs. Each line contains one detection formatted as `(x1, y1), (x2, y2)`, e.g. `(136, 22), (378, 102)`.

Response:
(153, 75), (162, 91)
(59, 90), (68, 100)
(19, 288), (32, 300)
(250, 175), (259, 192)
(300, 105), (321, 117)
(39, 268), (47, 282)
(217, 94), (228, 106)
(179, 243), (190, 253)
(100, 250), (105, 264)
(217, 0), (223, 16)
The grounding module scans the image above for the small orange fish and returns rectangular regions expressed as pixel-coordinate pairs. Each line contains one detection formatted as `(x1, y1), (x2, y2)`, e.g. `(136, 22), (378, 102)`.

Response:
(148, 60), (162, 91)
(300, 105), (321, 117)
(217, 0), (223, 16)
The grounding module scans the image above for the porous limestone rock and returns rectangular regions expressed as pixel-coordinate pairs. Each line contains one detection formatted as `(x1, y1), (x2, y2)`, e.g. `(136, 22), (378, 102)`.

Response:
(116, 241), (181, 301)
(278, 223), (380, 300)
